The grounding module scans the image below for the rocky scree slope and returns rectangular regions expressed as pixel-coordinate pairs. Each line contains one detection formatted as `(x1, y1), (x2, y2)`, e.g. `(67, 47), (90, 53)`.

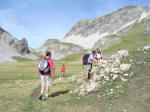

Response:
(62, 6), (150, 49)
(36, 39), (83, 60)
(67, 46), (150, 102)
(68, 50), (132, 97)
(0, 27), (37, 62)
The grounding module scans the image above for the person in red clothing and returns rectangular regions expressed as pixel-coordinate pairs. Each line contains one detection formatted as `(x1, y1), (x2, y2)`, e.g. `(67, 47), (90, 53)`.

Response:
(38, 51), (55, 100)
(61, 64), (66, 77)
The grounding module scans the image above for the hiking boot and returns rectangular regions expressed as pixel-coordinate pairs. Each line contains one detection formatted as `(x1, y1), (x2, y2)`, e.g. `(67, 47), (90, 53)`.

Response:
(88, 74), (91, 79)
(39, 94), (43, 100)
(45, 96), (48, 100)
(86, 78), (89, 82)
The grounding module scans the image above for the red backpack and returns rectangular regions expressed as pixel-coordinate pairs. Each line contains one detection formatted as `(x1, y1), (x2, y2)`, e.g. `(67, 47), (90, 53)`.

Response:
(82, 54), (89, 65)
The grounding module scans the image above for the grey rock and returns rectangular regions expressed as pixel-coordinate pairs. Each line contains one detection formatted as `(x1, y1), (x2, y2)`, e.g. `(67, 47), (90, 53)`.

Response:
(0, 27), (37, 62)
(14, 38), (30, 54)
(36, 39), (83, 60)
(93, 36), (122, 50)
(63, 6), (150, 49)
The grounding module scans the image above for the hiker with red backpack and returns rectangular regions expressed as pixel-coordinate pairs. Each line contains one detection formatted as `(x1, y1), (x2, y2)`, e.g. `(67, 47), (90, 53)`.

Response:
(38, 51), (55, 100)
(82, 50), (98, 82)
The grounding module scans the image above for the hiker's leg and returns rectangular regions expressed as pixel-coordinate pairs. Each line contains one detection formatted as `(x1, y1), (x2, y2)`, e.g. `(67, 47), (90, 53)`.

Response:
(86, 64), (90, 78)
(39, 75), (46, 100)
(86, 70), (89, 79)
(88, 70), (91, 79)
(45, 86), (49, 97)
(40, 75), (46, 95)
(61, 72), (63, 78)
(41, 86), (44, 95)
(88, 64), (92, 79)
(45, 75), (51, 99)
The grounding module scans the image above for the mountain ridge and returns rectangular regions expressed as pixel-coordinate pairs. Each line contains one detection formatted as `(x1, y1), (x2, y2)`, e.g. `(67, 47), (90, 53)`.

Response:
(36, 38), (83, 60)
(62, 6), (150, 49)
(0, 27), (38, 62)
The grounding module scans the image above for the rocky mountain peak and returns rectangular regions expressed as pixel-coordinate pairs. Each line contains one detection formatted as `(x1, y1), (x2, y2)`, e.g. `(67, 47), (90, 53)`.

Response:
(36, 38), (83, 60)
(0, 27), (37, 62)
(15, 38), (30, 54)
(44, 39), (60, 46)
(0, 27), (5, 35)
(62, 6), (150, 49)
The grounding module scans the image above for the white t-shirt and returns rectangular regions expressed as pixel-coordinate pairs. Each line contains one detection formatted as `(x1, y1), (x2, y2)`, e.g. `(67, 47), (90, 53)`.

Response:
(97, 52), (102, 59)
(117, 51), (120, 57)
(88, 54), (95, 64)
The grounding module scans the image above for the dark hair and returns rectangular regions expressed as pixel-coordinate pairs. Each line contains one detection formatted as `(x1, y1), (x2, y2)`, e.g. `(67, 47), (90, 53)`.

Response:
(46, 51), (51, 56)
(97, 48), (100, 52)
(92, 50), (96, 54)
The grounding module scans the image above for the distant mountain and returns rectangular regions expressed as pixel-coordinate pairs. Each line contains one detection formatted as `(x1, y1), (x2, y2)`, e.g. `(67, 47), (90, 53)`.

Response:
(0, 27), (37, 62)
(62, 6), (150, 49)
(93, 16), (150, 51)
(35, 39), (83, 60)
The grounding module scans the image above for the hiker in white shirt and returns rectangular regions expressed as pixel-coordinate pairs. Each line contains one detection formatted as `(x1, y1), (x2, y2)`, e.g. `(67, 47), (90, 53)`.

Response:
(117, 48), (121, 58)
(86, 50), (98, 82)
(96, 48), (103, 62)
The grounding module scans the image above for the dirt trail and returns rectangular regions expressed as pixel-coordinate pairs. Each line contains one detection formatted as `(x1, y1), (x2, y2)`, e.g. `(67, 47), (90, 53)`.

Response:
(31, 79), (70, 99)
(31, 85), (40, 98)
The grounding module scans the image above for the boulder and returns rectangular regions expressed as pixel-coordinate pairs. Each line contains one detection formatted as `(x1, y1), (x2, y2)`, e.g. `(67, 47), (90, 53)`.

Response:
(99, 64), (107, 68)
(79, 89), (86, 96)
(112, 74), (118, 81)
(86, 82), (99, 93)
(111, 68), (121, 74)
(130, 72), (133, 77)
(93, 75), (101, 82)
(112, 58), (121, 67)
(100, 60), (109, 64)
(105, 67), (111, 73)
(120, 64), (131, 72)
(121, 77), (128, 82)
(111, 54), (116, 60)
(104, 76), (109, 81)
(142, 46), (150, 50)
(118, 50), (129, 58)
(124, 73), (129, 77)
(74, 87), (80, 93)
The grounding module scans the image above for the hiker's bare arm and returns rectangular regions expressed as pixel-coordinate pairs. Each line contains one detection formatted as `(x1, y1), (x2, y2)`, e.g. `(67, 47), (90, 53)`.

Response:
(51, 69), (55, 80)
(93, 59), (99, 64)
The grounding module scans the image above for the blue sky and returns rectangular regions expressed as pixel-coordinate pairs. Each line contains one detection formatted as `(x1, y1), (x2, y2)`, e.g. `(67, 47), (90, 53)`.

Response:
(0, 0), (150, 48)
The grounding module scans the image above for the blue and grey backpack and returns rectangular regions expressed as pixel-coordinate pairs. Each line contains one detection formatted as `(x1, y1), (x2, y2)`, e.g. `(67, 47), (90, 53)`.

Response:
(39, 58), (50, 74)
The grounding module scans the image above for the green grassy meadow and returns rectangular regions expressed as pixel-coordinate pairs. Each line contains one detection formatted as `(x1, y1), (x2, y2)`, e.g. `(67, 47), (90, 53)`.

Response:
(1, 47), (150, 112)
(103, 19), (150, 54)
(0, 53), (85, 112)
